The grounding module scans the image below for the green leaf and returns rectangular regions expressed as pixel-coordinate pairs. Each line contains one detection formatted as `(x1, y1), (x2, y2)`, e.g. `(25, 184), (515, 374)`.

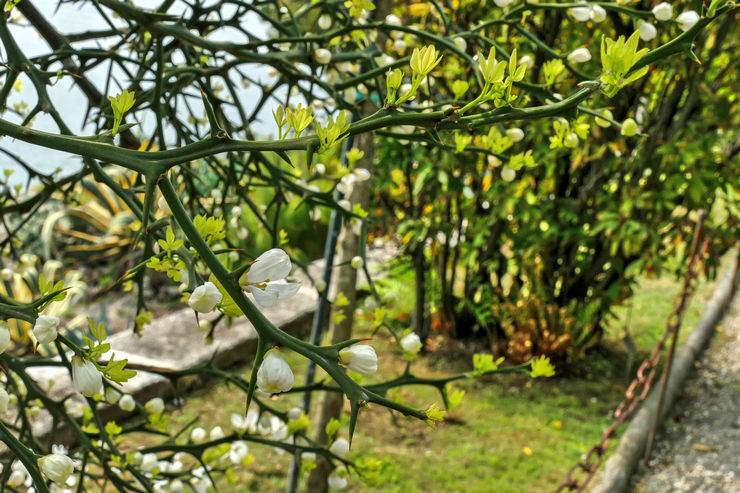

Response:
(109, 90), (136, 136)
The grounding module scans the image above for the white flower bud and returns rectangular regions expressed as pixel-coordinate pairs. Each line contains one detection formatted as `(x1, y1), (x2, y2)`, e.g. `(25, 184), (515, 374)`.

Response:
(256, 350), (294, 394)
(119, 394), (135, 412)
(519, 55), (535, 68)
(638, 22), (657, 41)
(315, 163), (326, 175)
(501, 167), (516, 182)
(170, 479), (185, 493)
(400, 332), (423, 355)
(339, 345), (378, 375)
(0, 321), (9, 354)
(157, 196), (171, 215)
(0, 387), (9, 413)
(105, 387), (121, 405)
(318, 14), (332, 29)
(71, 357), (102, 397)
(329, 437), (350, 457)
(569, 5), (590, 22)
(385, 14), (401, 26)
(676, 11), (699, 31)
(393, 39), (407, 54)
(652, 2), (673, 21)
(209, 426), (225, 441)
(191, 427), (207, 443)
(567, 47), (592, 64)
(506, 127), (525, 143)
(493, 0), (514, 7)
(145, 397), (164, 415)
(314, 48), (332, 65)
(32, 316), (60, 345)
(140, 453), (158, 472)
(350, 256), (364, 269)
(302, 451), (317, 462)
(338, 199), (352, 211)
(328, 472), (348, 490)
(354, 168), (371, 181)
(453, 37), (467, 52)
(590, 5), (607, 22)
(287, 407), (303, 421)
(198, 319), (212, 333)
(38, 454), (74, 485)
(188, 282), (223, 313)
(564, 133), (579, 148)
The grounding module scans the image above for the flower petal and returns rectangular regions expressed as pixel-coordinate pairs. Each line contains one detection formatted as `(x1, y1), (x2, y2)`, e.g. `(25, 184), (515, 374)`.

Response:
(247, 248), (292, 284)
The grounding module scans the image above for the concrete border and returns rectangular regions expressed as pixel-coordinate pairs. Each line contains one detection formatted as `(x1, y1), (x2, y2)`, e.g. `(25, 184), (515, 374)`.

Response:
(590, 255), (739, 493)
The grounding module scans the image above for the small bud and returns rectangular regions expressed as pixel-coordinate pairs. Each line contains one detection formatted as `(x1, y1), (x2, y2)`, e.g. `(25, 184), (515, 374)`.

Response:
(676, 11), (699, 31)
(638, 22), (657, 42)
(256, 349), (295, 394)
(105, 387), (121, 404)
(453, 37), (467, 52)
(590, 5), (607, 23)
(191, 427), (207, 443)
(493, 0), (514, 6)
(71, 356), (103, 397)
(318, 14), (332, 30)
(145, 397), (165, 415)
(567, 47), (591, 64)
(652, 2), (673, 21)
(198, 319), (212, 333)
(188, 282), (223, 313)
(501, 167), (516, 182)
(621, 118), (638, 136)
(33, 315), (60, 345)
(595, 109), (613, 128)
(210, 426), (225, 440)
(350, 256), (364, 269)
(39, 454), (74, 485)
(314, 48), (332, 65)
(506, 128), (525, 143)
(400, 332), (423, 355)
(339, 345), (378, 375)
(329, 437), (350, 457)
(569, 5), (590, 22)
(328, 472), (348, 490)
(157, 196), (172, 215)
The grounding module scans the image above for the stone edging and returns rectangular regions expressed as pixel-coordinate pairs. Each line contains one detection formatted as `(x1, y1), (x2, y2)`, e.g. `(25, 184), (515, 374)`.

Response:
(589, 255), (739, 493)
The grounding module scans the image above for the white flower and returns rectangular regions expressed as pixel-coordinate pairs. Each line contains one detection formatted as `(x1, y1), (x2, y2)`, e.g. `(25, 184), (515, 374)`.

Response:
(188, 282), (222, 313)
(119, 394), (135, 412)
(314, 48), (332, 65)
(0, 321), (10, 354)
(170, 480), (185, 493)
(71, 357), (102, 397)
(39, 454), (74, 485)
(494, 0), (514, 7)
(385, 14), (401, 26)
(229, 441), (249, 464)
(209, 426), (225, 441)
(318, 14), (332, 30)
(676, 10), (699, 31)
(287, 407), (303, 421)
(328, 472), (348, 490)
(0, 387), (9, 413)
(198, 320), (212, 333)
(350, 256), (364, 269)
(501, 167), (516, 182)
(400, 332), (423, 355)
(104, 387), (121, 404)
(33, 316), (60, 345)
(302, 451), (317, 462)
(140, 453), (158, 472)
(567, 47), (591, 64)
(145, 397), (164, 415)
(244, 249), (300, 308)
(329, 438), (350, 457)
(191, 427), (207, 443)
(256, 349), (294, 394)
(638, 22), (657, 41)
(652, 2), (673, 21)
(569, 5), (590, 22)
(590, 5), (607, 23)
(506, 128), (525, 143)
(157, 196), (171, 215)
(338, 345), (378, 375)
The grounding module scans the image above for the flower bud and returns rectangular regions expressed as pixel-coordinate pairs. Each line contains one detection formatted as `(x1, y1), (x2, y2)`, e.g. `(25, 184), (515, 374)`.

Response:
(595, 109), (613, 128)
(501, 167), (516, 182)
(328, 472), (348, 490)
(0, 321), (10, 354)
(567, 47), (591, 64)
(339, 345), (378, 375)
(350, 256), (364, 269)
(676, 11), (699, 31)
(198, 319), (212, 333)
(256, 349), (294, 394)
(191, 427), (207, 443)
(140, 453), (158, 472)
(33, 316), (60, 345)
(105, 387), (121, 404)
(621, 118), (638, 136)
(569, 5), (590, 22)
(564, 133), (579, 148)
(71, 357), (103, 397)
(0, 387), (9, 413)
(493, 0), (514, 7)
(188, 282), (223, 313)
(638, 22), (657, 42)
(314, 48), (332, 65)
(157, 196), (172, 215)
(453, 37), (467, 52)
(590, 5), (607, 23)
(209, 425), (225, 441)
(652, 2), (673, 21)
(119, 394), (136, 412)
(329, 437), (350, 457)
(400, 332), (423, 355)
(170, 479), (185, 493)
(39, 454), (74, 485)
(506, 127), (525, 143)
(318, 14), (332, 30)
(145, 397), (165, 415)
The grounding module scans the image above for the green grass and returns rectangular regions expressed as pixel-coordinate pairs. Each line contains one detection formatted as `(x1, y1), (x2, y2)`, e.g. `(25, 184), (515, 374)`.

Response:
(126, 262), (727, 492)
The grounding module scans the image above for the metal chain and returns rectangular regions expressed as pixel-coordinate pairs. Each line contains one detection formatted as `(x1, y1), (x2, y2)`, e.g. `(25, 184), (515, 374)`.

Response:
(554, 215), (708, 493)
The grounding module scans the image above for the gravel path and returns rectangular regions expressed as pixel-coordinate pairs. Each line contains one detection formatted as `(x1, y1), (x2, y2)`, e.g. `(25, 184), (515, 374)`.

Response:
(630, 291), (740, 492)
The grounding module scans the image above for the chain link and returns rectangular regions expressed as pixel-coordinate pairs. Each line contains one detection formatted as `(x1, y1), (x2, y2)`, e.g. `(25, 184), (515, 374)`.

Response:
(554, 216), (708, 493)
